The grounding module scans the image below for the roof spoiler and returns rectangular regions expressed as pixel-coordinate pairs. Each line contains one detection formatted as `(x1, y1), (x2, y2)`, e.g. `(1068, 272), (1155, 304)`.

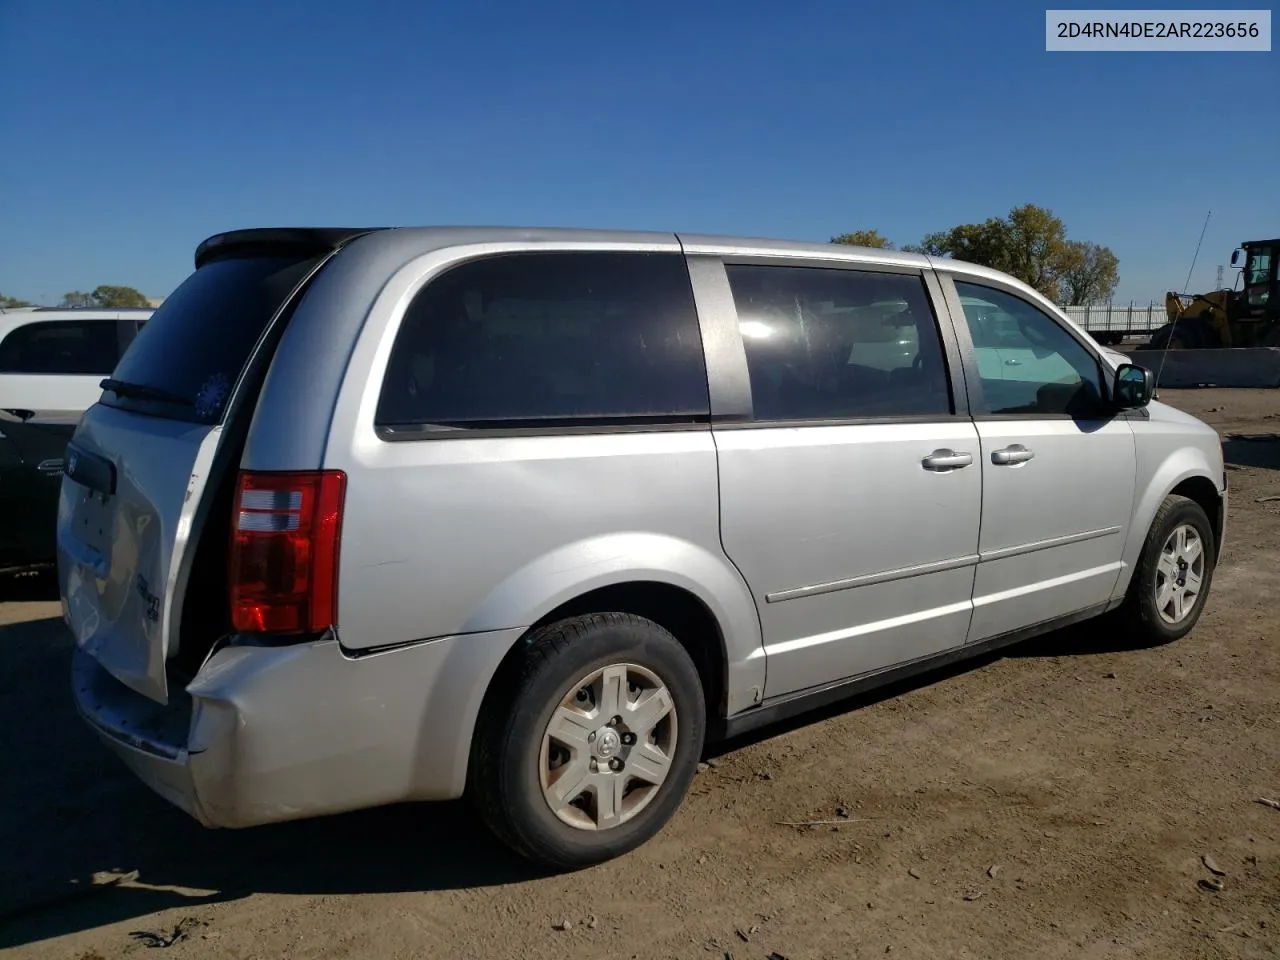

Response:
(194, 228), (388, 269)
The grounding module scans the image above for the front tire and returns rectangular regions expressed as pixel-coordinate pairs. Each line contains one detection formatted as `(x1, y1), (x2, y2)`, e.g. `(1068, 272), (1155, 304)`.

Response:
(1117, 494), (1216, 644)
(470, 613), (706, 870)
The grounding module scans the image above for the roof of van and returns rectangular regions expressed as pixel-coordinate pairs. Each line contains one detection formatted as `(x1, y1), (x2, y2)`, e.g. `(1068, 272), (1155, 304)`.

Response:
(1, 308), (152, 320)
(191, 226), (1060, 317)
(0, 307), (153, 316)
(194, 225), (936, 270)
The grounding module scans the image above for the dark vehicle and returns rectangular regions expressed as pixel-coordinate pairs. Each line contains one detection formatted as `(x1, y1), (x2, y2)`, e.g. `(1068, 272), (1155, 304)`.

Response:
(0, 409), (78, 572)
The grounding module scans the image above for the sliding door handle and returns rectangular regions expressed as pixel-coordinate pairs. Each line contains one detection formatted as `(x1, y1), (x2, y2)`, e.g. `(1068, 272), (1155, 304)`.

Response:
(922, 449), (973, 471)
(991, 444), (1035, 465)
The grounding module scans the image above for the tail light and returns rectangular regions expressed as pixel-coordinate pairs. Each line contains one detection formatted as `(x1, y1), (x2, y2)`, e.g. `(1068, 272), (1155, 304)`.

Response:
(229, 470), (347, 634)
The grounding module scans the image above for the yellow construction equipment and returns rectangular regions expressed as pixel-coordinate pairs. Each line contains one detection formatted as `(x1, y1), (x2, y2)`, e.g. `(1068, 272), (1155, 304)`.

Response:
(1140, 238), (1280, 351)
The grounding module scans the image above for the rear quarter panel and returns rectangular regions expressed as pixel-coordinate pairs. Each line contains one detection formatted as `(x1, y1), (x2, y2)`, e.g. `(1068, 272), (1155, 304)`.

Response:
(243, 236), (768, 717)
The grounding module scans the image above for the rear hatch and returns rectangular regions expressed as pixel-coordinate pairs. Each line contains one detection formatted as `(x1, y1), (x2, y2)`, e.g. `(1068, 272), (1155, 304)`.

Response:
(57, 230), (369, 704)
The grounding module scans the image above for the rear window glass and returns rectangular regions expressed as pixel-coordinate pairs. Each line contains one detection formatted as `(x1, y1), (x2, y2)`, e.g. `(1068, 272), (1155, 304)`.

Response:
(103, 255), (321, 424)
(376, 251), (709, 431)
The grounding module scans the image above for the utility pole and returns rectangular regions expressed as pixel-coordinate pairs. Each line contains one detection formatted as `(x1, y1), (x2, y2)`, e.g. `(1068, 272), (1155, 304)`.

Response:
(1216, 264), (1224, 289)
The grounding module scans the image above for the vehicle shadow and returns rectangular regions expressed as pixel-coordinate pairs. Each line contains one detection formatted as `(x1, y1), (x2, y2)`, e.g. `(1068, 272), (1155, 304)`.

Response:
(1223, 433), (1280, 470)
(0, 612), (548, 949)
(0, 604), (1153, 948)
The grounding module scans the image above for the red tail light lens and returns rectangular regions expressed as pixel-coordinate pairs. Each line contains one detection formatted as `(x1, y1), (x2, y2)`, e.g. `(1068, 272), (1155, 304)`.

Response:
(229, 470), (347, 634)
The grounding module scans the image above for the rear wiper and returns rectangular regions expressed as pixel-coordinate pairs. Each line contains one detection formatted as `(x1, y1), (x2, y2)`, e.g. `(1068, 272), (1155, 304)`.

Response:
(99, 378), (193, 407)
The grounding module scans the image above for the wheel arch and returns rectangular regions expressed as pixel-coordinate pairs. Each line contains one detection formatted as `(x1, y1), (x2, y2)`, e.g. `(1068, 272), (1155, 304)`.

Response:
(464, 577), (745, 799)
(459, 532), (765, 714)
(528, 582), (729, 720)
(1114, 452), (1223, 600)
(474, 576), (746, 742)
(1169, 474), (1224, 558)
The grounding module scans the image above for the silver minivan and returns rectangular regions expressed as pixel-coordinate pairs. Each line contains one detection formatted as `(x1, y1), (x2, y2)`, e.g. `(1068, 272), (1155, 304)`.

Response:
(59, 227), (1227, 868)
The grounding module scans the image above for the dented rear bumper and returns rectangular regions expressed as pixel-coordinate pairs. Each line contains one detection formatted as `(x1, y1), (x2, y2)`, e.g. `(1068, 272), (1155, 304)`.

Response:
(72, 625), (523, 828)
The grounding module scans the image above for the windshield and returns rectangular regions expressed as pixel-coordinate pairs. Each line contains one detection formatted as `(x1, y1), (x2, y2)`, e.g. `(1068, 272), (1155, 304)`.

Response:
(102, 254), (322, 424)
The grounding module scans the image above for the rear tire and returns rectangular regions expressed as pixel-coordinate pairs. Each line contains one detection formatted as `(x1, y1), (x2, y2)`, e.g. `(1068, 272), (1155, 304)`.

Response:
(1115, 495), (1216, 645)
(470, 612), (705, 870)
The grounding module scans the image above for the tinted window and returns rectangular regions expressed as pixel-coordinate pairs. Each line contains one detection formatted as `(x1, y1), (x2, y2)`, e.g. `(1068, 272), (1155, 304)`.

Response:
(1246, 249), (1272, 287)
(954, 281), (1104, 417)
(962, 298), (1025, 350)
(724, 264), (952, 421)
(0, 320), (119, 375)
(376, 252), (709, 430)
(105, 255), (322, 424)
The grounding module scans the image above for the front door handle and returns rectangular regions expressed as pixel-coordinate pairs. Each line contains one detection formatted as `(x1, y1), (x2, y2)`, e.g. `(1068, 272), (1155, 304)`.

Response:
(991, 443), (1035, 465)
(922, 449), (973, 471)
(1004, 358), (1021, 366)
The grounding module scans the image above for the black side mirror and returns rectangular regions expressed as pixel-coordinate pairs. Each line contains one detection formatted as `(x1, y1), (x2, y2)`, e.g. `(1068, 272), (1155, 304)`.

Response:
(1114, 363), (1153, 409)
(1230, 248), (1242, 268)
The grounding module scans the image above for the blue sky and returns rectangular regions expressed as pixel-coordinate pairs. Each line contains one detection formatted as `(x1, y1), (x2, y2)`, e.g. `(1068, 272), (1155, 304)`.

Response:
(1, 1), (1275, 305)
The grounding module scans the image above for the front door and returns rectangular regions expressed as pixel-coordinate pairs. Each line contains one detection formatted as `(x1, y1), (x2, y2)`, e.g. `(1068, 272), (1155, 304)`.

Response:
(946, 277), (1137, 642)
(705, 259), (982, 700)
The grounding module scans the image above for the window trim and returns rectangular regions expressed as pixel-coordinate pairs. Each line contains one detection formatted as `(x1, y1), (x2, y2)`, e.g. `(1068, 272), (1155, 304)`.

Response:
(375, 417), (712, 442)
(369, 248), (714, 440)
(937, 270), (1115, 421)
(0, 318), (126, 378)
(689, 256), (970, 429)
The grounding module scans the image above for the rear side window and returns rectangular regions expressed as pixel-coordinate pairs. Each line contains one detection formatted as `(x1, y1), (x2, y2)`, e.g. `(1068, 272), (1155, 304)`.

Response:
(103, 255), (322, 424)
(376, 251), (709, 431)
(0, 321), (119, 375)
(725, 264), (953, 421)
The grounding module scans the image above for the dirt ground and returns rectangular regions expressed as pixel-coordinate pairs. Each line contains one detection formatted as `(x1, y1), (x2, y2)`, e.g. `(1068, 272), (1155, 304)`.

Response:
(2, 388), (1278, 960)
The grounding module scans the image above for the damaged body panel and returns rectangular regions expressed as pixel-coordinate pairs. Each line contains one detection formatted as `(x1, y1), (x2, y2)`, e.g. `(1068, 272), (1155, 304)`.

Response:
(73, 626), (525, 827)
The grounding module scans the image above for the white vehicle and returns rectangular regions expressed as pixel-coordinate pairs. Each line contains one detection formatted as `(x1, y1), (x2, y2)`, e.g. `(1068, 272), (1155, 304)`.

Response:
(0, 307), (153, 416)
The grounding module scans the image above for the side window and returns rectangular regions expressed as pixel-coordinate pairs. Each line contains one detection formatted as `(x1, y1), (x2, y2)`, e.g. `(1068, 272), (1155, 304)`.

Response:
(724, 264), (952, 421)
(0, 321), (119, 376)
(953, 281), (1105, 417)
(1246, 250), (1271, 287)
(375, 252), (710, 430)
(962, 299), (1023, 350)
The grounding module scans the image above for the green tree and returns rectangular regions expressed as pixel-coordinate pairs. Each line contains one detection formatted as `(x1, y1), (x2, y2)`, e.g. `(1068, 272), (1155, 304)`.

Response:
(1057, 241), (1120, 305)
(60, 285), (151, 308)
(1002, 204), (1069, 299)
(0, 293), (32, 309)
(906, 219), (1016, 273)
(904, 204), (1114, 303)
(830, 229), (895, 250)
(90, 285), (152, 307)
